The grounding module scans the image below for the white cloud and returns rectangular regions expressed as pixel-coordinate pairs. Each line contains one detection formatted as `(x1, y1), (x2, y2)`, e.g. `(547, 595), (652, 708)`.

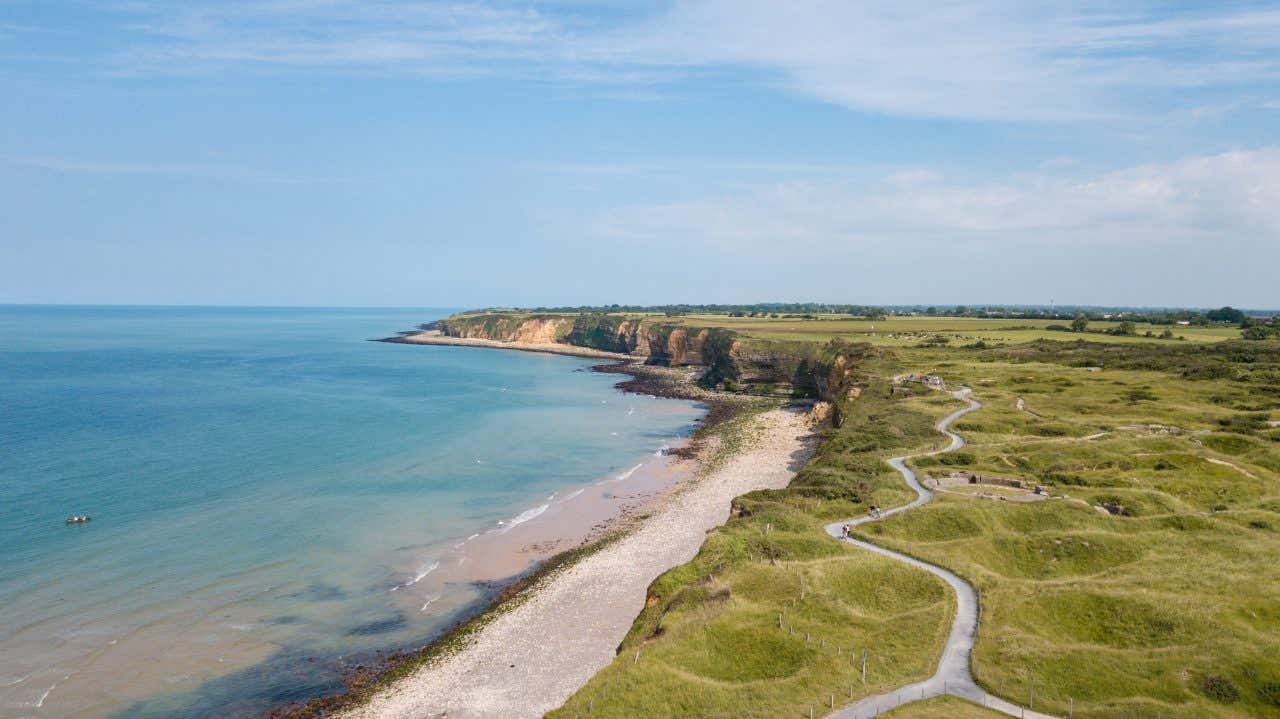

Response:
(591, 148), (1280, 254)
(89, 1), (1280, 122)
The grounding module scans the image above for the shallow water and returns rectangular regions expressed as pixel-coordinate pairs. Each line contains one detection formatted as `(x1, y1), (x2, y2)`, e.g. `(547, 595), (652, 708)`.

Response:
(0, 306), (702, 718)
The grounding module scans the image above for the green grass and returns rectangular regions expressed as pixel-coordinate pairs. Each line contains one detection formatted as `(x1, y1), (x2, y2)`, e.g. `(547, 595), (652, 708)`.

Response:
(551, 334), (1280, 718)
(880, 695), (1008, 718)
(668, 314), (1239, 347)
(548, 383), (967, 719)
(859, 348), (1280, 718)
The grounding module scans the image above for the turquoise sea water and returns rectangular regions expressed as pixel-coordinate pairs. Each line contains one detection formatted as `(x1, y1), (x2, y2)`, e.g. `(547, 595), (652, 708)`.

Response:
(0, 306), (702, 719)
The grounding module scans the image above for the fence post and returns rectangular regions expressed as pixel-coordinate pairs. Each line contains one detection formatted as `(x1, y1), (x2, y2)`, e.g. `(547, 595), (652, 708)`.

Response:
(633, 650), (639, 664)
(861, 650), (868, 684)
(1068, 696), (1073, 718)
(1029, 687), (1034, 710)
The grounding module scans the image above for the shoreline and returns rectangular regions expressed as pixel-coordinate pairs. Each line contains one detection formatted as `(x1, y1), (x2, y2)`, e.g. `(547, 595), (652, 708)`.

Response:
(341, 406), (815, 719)
(271, 337), (778, 711)
(379, 330), (635, 361)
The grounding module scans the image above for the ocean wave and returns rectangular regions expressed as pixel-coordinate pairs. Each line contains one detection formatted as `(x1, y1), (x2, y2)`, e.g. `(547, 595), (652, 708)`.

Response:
(504, 504), (548, 530)
(617, 464), (643, 481)
(406, 561), (440, 586)
(390, 560), (440, 591)
(420, 594), (442, 612)
(560, 488), (585, 502)
(32, 683), (54, 708)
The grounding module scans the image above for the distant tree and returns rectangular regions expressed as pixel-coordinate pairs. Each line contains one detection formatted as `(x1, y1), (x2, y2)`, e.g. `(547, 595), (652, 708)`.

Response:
(1110, 321), (1137, 336)
(1206, 306), (1246, 324)
(1160, 328), (1175, 339)
(1071, 315), (1090, 333)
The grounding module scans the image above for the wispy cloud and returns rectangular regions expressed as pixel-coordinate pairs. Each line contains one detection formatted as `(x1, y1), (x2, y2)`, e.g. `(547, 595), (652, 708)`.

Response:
(591, 148), (1280, 254)
(0, 154), (341, 184)
(40, 1), (1280, 122)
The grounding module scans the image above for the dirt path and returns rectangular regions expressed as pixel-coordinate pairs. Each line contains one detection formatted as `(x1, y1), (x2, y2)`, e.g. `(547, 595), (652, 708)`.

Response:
(825, 390), (1058, 719)
(344, 408), (816, 719)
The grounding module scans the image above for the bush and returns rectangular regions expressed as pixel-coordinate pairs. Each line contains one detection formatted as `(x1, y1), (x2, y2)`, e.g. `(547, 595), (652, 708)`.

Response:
(1259, 681), (1280, 706)
(1201, 675), (1240, 703)
(1242, 325), (1280, 340)
(1126, 388), (1158, 402)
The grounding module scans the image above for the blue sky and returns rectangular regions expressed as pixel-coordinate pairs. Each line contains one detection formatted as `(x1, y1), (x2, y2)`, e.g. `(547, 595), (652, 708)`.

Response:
(2, 1), (1279, 308)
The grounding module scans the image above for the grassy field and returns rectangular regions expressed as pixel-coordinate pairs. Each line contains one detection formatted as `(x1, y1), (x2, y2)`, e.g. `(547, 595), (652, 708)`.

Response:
(447, 309), (1243, 347)
(858, 347), (1280, 718)
(548, 383), (969, 719)
(550, 326), (1280, 718)
(670, 314), (1241, 347)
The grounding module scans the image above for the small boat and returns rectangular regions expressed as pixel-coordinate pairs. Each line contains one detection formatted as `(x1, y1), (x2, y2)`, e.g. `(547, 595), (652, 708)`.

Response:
(65, 515), (91, 524)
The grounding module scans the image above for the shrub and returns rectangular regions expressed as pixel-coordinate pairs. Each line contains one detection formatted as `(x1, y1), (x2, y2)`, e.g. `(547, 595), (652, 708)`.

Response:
(1126, 388), (1158, 402)
(1201, 675), (1240, 703)
(1259, 681), (1280, 706)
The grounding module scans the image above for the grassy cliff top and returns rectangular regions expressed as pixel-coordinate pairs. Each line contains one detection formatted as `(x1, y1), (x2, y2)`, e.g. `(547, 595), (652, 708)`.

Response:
(442, 310), (1245, 347)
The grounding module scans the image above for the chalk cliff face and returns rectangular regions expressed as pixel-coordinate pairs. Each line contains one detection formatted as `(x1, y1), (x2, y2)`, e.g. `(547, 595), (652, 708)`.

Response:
(433, 313), (875, 400)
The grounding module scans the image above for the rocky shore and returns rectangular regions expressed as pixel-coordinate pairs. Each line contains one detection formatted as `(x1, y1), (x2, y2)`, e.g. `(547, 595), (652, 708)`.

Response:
(275, 333), (815, 719)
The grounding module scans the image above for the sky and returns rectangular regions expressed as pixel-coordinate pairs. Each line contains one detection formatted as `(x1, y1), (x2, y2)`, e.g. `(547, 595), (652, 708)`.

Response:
(2, 1), (1279, 308)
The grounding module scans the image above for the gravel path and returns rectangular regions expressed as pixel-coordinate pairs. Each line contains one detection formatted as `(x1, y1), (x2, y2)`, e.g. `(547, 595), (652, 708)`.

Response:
(344, 407), (816, 719)
(825, 390), (1059, 719)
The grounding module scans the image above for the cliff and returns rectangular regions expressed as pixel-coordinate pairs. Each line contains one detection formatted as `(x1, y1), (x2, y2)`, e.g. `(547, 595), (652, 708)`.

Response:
(429, 313), (876, 405)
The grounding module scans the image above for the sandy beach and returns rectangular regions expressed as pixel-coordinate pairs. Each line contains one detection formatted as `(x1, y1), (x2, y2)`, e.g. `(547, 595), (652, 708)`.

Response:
(342, 406), (816, 719)
(383, 330), (635, 361)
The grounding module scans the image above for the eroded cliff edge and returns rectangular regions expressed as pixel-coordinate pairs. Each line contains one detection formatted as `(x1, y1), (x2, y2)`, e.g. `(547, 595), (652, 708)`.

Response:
(386, 312), (875, 420)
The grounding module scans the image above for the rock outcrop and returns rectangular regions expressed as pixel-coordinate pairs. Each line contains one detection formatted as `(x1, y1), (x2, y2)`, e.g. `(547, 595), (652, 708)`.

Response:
(433, 313), (876, 402)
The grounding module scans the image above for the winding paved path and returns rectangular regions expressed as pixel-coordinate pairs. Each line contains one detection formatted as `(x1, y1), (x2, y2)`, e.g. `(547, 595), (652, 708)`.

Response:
(824, 389), (1059, 719)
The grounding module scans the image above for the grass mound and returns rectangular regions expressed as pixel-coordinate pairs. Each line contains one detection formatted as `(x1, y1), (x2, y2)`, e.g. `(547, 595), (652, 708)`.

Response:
(551, 381), (961, 718)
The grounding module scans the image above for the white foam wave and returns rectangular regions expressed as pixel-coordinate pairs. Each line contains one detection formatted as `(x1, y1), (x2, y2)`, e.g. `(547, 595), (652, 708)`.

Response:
(391, 560), (440, 591)
(406, 561), (440, 586)
(560, 488), (585, 502)
(505, 504), (549, 530)
(420, 594), (442, 612)
(35, 684), (54, 708)
(617, 463), (643, 481)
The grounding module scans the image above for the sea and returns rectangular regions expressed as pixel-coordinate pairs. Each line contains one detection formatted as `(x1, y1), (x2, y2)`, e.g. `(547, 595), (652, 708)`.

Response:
(0, 306), (703, 719)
